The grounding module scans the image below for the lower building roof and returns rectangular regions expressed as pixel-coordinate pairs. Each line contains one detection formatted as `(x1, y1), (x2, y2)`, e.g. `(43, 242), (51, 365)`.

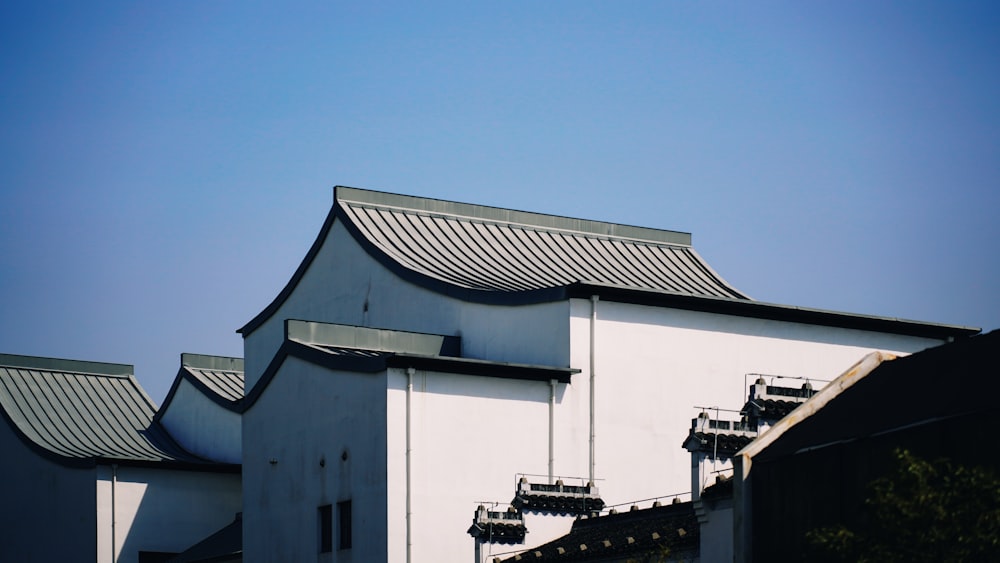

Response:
(498, 501), (698, 562)
(0, 353), (233, 470)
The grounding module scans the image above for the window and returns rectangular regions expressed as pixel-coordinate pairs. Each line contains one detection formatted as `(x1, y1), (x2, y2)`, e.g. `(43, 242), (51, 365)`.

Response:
(338, 500), (352, 550)
(319, 504), (333, 553)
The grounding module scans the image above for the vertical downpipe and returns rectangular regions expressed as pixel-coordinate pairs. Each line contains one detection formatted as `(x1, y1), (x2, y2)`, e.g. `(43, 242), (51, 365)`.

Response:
(548, 379), (557, 484)
(589, 295), (598, 484)
(111, 463), (117, 563)
(406, 367), (414, 563)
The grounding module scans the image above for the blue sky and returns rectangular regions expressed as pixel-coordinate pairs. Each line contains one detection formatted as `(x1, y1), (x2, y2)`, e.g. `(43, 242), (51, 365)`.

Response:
(2, 1), (998, 403)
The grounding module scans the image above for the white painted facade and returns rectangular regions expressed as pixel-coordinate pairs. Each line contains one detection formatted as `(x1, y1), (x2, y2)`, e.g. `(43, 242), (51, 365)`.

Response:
(242, 220), (569, 391)
(96, 465), (242, 563)
(158, 377), (242, 464)
(241, 208), (947, 562)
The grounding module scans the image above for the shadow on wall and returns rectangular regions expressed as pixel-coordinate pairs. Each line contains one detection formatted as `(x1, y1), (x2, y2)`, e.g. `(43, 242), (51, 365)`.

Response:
(115, 467), (241, 563)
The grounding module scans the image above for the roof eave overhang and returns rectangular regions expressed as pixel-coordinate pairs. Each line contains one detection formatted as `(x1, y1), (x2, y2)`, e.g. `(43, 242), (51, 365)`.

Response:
(94, 457), (241, 473)
(237, 189), (978, 341)
(567, 282), (980, 341)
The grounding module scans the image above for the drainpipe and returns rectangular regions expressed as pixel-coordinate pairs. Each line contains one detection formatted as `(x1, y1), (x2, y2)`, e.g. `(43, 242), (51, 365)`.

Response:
(589, 295), (598, 484)
(548, 379), (557, 484)
(111, 463), (117, 563)
(406, 367), (414, 563)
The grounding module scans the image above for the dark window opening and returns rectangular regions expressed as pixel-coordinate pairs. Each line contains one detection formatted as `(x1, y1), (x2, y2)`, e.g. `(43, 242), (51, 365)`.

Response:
(319, 504), (333, 553)
(338, 500), (352, 550)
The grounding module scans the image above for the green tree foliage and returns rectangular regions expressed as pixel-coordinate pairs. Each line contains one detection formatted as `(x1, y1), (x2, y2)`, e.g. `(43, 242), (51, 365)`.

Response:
(806, 449), (1000, 562)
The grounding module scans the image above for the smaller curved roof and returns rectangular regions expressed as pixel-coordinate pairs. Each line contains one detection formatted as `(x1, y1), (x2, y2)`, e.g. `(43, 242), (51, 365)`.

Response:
(0, 353), (215, 468)
(158, 353), (244, 414)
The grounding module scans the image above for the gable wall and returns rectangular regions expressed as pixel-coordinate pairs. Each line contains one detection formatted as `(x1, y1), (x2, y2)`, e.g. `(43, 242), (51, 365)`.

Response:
(243, 220), (570, 391)
(566, 298), (944, 511)
(243, 355), (389, 563)
(0, 419), (96, 562)
(158, 378), (242, 463)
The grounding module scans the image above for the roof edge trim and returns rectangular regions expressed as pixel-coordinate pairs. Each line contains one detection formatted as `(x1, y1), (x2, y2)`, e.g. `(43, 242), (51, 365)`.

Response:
(335, 185), (693, 246)
(736, 351), (894, 462)
(181, 353), (244, 372)
(568, 283), (981, 340)
(286, 319), (461, 356)
(237, 201), (339, 336)
(0, 353), (133, 376)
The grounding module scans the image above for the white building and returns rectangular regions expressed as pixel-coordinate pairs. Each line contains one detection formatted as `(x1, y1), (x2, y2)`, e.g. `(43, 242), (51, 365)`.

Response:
(238, 186), (976, 562)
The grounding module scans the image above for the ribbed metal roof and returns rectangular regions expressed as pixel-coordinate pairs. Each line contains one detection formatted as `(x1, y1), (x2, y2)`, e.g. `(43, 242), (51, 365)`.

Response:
(0, 354), (206, 466)
(239, 187), (978, 340)
(178, 354), (244, 405)
(184, 367), (244, 403)
(336, 187), (749, 299)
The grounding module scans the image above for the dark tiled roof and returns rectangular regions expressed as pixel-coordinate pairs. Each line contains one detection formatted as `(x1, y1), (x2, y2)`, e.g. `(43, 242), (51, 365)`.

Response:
(336, 187), (748, 299)
(498, 502), (698, 562)
(512, 494), (606, 516)
(469, 522), (527, 545)
(743, 399), (805, 421)
(683, 431), (755, 456)
(0, 354), (213, 467)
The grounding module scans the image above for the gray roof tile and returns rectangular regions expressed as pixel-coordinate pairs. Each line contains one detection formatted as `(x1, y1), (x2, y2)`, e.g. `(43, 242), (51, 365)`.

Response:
(337, 188), (748, 298)
(0, 354), (210, 466)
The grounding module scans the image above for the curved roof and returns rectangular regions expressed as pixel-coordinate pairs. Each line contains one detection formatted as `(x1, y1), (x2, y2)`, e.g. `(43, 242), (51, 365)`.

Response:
(158, 353), (244, 416)
(336, 187), (748, 298)
(238, 186), (978, 340)
(0, 354), (218, 468)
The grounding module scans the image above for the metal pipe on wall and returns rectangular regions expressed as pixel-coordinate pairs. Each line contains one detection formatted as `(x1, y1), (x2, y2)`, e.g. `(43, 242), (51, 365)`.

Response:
(406, 367), (414, 563)
(111, 463), (117, 563)
(549, 379), (557, 484)
(589, 295), (598, 483)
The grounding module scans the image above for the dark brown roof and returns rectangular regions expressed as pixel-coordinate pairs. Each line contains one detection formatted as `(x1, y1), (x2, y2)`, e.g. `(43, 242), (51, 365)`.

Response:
(498, 502), (698, 562)
(683, 431), (756, 456)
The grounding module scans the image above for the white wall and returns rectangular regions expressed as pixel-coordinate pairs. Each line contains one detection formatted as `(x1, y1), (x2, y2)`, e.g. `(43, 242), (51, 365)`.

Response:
(243, 220), (570, 391)
(387, 366), (579, 563)
(159, 378), (242, 463)
(96, 465), (241, 563)
(567, 298), (943, 510)
(243, 355), (389, 563)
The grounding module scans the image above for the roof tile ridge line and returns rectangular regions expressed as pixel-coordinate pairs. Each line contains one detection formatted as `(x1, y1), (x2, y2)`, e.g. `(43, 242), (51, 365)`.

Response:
(0, 354), (134, 377)
(338, 198), (694, 248)
(0, 365), (136, 380)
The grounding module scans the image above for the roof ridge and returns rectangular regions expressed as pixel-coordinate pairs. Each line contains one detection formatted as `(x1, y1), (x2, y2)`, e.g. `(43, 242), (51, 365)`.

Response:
(0, 353), (133, 377)
(335, 186), (693, 247)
